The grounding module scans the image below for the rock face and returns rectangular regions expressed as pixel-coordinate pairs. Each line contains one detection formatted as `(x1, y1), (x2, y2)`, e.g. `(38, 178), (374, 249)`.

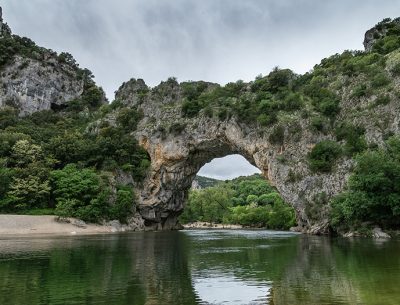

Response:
(0, 7), (105, 116)
(364, 18), (400, 52)
(0, 7), (10, 37)
(0, 7), (3, 35)
(0, 55), (87, 116)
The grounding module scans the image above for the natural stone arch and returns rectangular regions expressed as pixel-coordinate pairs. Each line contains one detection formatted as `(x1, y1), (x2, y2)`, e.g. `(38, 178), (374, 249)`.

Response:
(136, 118), (272, 230)
(115, 78), (355, 234)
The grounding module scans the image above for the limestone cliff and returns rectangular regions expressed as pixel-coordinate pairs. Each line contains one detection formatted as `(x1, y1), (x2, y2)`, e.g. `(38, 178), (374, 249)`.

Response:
(0, 8), (106, 116)
(364, 17), (400, 52)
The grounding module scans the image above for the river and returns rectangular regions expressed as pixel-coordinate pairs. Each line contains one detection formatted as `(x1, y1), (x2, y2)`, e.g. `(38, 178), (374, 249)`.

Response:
(0, 230), (399, 305)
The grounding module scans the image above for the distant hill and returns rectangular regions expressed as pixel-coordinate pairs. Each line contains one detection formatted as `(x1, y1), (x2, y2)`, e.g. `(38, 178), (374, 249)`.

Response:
(192, 175), (221, 189)
(192, 173), (265, 189)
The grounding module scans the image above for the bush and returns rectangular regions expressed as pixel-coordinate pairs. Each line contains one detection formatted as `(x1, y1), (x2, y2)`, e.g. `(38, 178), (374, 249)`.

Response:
(82, 86), (104, 108)
(335, 123), (367, 156)
(374, 94), (391, 106)
(308, 140), (342, 172)
(371, 72), (390, 88)
(390, 62), (400, 76)
(351, 84), (368, 98)
(310, 116), (325, 132)
(111, 186), (135, 223)
(257, 113), (277, 126)
(318, 97), (340, 117)
(269, 125), (285, 145)
(182, 99), (201, 117)
(283, 92), (303, 111)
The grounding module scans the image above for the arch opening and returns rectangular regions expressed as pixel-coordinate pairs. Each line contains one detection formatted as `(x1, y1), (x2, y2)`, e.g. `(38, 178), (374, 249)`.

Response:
(179, 154), (296, 229)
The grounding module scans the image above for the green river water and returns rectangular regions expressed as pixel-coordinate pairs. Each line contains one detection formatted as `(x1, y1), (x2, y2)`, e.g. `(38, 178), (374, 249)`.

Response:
(0, 230), (399, 305)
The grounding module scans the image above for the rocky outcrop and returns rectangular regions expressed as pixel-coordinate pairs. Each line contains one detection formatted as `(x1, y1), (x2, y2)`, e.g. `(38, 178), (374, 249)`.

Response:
(371, 227), (391, 239)
(364, 17), (400, 52)
(0, 55), (87, 115)
(0, 7), (4, 35)
(0, 7), (105, 116)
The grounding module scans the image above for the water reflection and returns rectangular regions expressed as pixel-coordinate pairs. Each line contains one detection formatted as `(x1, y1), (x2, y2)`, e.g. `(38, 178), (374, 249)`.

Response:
(193, 274), (271, 304)
(0, 230), (399, 305)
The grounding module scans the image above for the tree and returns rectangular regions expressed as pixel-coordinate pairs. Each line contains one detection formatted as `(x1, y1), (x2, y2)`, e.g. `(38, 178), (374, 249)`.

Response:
(3, 140), (53, 211)
(51, 164), (109, 222)
(7, 176), (50, 210)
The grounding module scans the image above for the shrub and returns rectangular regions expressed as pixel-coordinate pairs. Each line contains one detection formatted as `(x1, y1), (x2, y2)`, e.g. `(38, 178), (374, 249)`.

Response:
(257, 113), (277, 126)
(335, 123), (367, 156)
(308, 140), (342, 172)
(390, 62), (400, 76)
(374, 94), (391, 106)
(116, 107), (142, 130)
(82, 86), (104, 108)
(351, 84), (368, 98)
(283, 92), (303, 111)
(318, 97), (340, 117)
(371, 72), (390, 88)
(182, 99), (201, 117)
(310, 116), (325, 132)
(111, 186), (135, 223)
(269, 125), (285, 145)
(168, 122), (186, 134)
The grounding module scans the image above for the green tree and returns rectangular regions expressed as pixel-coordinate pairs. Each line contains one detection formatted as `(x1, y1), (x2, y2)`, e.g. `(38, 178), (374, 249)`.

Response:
(51, 164), (109, 222)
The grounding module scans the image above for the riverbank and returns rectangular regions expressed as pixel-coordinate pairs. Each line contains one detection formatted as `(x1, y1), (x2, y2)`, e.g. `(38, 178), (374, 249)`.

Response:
(0, 215), (131, 236)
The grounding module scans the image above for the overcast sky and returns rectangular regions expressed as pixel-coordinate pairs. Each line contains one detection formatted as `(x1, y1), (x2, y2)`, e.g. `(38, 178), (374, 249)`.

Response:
(2, 0), (399, 179)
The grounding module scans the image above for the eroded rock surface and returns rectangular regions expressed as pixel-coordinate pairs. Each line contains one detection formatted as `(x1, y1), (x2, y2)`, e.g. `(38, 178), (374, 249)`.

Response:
(0, 55), (87, 116)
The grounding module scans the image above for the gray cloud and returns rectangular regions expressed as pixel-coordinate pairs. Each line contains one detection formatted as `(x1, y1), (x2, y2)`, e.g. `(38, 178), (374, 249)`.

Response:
(2, 0), (399, 178)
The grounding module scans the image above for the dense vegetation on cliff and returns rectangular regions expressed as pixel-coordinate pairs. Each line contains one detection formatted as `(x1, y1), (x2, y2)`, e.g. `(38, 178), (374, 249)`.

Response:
(0, 25), (149, 222)
(181, 174), (296, 229)
(0, 102), (150, 222)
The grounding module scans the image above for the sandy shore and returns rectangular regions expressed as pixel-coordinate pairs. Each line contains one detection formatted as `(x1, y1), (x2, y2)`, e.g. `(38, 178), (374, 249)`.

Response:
(0, 215), (125, 236)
